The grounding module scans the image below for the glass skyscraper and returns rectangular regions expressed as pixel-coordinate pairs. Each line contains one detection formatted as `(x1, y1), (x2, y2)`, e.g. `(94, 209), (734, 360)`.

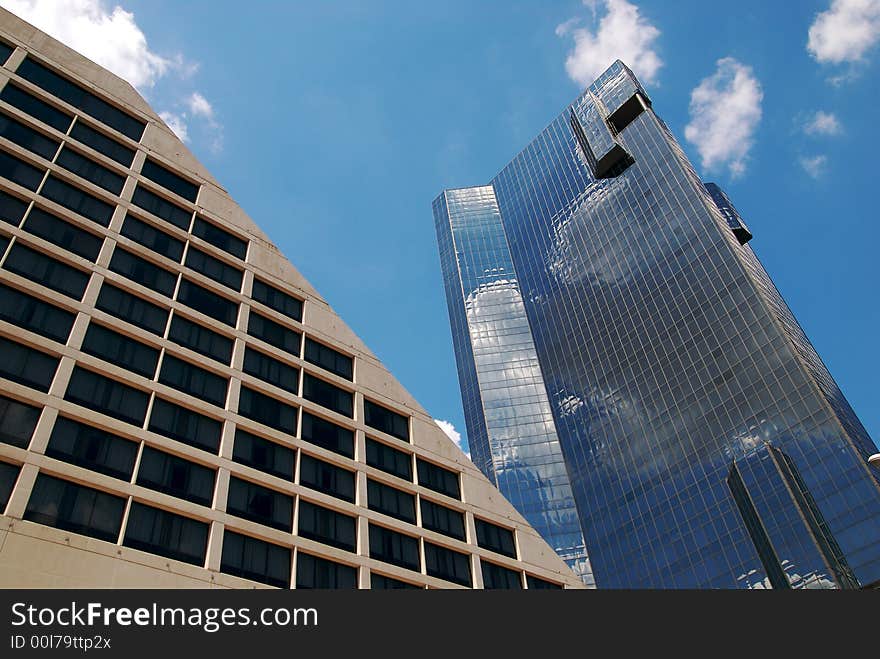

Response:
(433, 60), (880, 588)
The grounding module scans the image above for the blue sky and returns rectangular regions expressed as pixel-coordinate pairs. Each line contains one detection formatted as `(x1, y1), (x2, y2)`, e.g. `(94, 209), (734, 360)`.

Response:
(5, 0), (878, 455)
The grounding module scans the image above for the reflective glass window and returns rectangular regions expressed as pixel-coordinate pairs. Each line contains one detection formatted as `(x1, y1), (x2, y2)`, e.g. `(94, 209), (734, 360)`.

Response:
(232, 428), (295, 481)
(368, 524), (420, 572)
(81, 323), (159, 378)
(238, 386), (297, 434)
(65, 366), (148, 425)
(0, 282), (75, 342)
(95, 283), (168, 335)
(46, 417), (138, 481)
(220, 530), (290, 588)
(227, 476), (293, 532)
(298, 454), (355, 503)
(364, 400), (409, 441)
(300, 411), (353, 458)
(123, 502), (208, 566)
(295, 553), (357, 589)
(3, 243), (89, 299)
(136, 446), (216, 507)
(140, 158), (198, 202)
(158, 354), (228, 407)
(23, 207), (103, 260)
(0, 335), (58, 392)
(0, 394), (41, 449)
(367, 479), (416, 524)
(297, 500), (356, 552)
(192, 217), (247, 260)
(25, 473), (125, 542)
(40, 174), (114, 226)
(147, 397), (221, 454)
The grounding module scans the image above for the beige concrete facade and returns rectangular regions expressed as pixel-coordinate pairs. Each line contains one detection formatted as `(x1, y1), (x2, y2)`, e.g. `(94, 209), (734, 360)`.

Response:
(0, 8), (584, 589)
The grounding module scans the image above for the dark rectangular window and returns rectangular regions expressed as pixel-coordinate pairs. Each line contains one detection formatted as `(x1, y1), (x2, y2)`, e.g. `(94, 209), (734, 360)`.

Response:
(65, 366), (148, 426)
(131, 185), (191, 230)
(185, 246), (242, 291)
(123, 502), (208, 566)
(298, 454), (355, 503)
(0, 188), (28, 224)
(243, 347), (299, 394)
(158, 354), (228, 408)
(475, 519), (517, 559)
(0, 234), (7, 254)
(192, 217), (246, 260)
(238, 386), (297, 435)
(81, 323), (159, 378)
(25, 473), (125, 543)
(0, 394), (40, 448)
(0, 110), (60, 159)
(296, 553), (357, 589)
(140, 158), (198, 202)
(300, 411), (353, 459)
(167, 314), (232, 365)
(0, 336), (58, 392)
(424, 542), (471, 587)
(365, 438), (412, 481)
(0, 147), (43, 190)
(40, 174), (114, 226)
(364, 400), (409, 442)
(369, 525), (420, 572)
(148, 397), (221, 453)
(232, 428), (295, 480)
(23, 207), (103, 260)
(304, 338), (352, 381)
(95, 283), (168, 336)
(417, 459), (461, 500)
(251, 279), (302, 322)
(367, 479), (416, 524)
(46, 417), (138, 480)
(420, 499), (465, 541)
(3, 243), (89, 299)
(297, 500), (356, 552)
(17, 57), (146, 141)
(370, 573), (421, 589)
(136, 446), (215, 507)
(247, 311), (301, 356)
(481, 562), (523, 590)
(0, 83), (72, 132)
(302, 373), (352, 418)
(0, 41), (10, 65)
(0, 282), (75, 343)
(227, 476), (293, 532)
(70, 120), (134, 167)
(108, 247), (178, 297)
(526, 575), (563, 590)
(0, 461), (18, 512)
(221, 530), (290, 588)
(55, 147), (124, 194)
(177, 279), (238, 327)
(120, 214), (184, 261)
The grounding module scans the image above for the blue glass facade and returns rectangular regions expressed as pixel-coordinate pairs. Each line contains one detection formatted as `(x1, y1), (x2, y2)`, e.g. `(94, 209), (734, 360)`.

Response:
(433, 187), (593, 585)
(433, 60), (880, 588)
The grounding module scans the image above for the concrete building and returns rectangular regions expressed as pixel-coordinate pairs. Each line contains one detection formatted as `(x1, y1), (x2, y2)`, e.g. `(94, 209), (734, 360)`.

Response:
(0, 8), (584, 589)
(433, 61), (880, 588)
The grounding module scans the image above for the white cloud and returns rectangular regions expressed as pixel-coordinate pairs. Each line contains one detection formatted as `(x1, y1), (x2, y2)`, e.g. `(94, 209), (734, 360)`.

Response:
(187, 92), (214, 119)
(684, 57), (763, 178)
(159, 111), (188, 143)
(556, 0), (663, 87)
(800, 154), (828, 178)
(804, 111), (843, 136)
(435, 419), (470, 459)
(807, 0), (880, 65)
(0, 0), (178, 90)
